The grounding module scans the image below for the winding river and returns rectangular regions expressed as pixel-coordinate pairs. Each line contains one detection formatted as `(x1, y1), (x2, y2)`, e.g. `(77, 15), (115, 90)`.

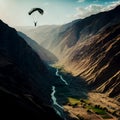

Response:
(56, 69), (68, 85)
(51, 86), (63, 116)
(51, 69), (68, 120)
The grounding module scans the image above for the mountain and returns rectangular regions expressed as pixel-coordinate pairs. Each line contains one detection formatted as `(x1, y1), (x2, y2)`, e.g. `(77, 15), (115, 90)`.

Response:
(0, 54), (62, 120)
(51, 5), (120, 58)
(17, 32), (58, 64)
(59, 23), (120, 100)
(0, 20), (63, 120)
(56, 6), (120, 101)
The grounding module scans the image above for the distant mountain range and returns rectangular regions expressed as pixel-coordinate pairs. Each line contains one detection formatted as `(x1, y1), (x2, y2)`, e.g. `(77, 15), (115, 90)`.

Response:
(17, 5), (120, 101)
(0, 20), (63, 120)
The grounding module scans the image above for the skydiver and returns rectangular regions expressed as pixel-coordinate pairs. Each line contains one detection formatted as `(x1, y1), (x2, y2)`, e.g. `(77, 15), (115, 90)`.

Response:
(34, 21), (37, 27)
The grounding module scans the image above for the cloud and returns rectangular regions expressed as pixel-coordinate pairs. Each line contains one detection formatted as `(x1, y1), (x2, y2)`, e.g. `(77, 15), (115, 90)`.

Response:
(74, 1), (120, 19)
(74, 4), (103, 18)
(103, 1), (120, 11)
(78, 0), (85, 3)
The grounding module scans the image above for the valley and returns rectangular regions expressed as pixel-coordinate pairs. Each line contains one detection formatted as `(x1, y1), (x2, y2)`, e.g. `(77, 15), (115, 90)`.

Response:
(51, 67), (120, 120)
(0, 4), (119, 120)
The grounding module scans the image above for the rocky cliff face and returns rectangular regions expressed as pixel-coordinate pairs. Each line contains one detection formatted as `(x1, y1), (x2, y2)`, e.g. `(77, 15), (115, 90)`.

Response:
(0, 20), (63, 120)
(56, 6), (120, 101)
(53, 6), (120, 100)
(60, 23), (120, 100)
(52, 5), (120, 58)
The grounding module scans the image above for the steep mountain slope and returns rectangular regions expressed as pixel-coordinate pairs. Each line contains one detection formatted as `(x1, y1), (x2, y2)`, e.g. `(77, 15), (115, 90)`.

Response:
(0, 54), (62, 120)
(46, 5), (120, 101)
(0, 20), (50, 102)
(57, 20), (120, 101)
(51, 5), (120, 58)
(18, 32), (58, 64)
(0, 20), (63, 120)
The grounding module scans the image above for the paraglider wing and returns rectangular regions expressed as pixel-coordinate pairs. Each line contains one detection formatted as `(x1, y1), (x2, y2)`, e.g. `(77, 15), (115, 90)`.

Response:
(28, 8), (44, 15)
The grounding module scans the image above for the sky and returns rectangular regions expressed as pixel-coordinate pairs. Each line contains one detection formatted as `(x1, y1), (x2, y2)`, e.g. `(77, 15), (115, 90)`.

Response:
(0, 0), (120, 27)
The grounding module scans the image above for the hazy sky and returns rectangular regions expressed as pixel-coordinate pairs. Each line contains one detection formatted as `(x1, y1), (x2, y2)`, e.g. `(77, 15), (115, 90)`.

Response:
(0, 0), (120, 27)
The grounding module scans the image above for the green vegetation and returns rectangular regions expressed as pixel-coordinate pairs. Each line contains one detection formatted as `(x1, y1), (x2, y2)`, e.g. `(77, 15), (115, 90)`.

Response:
(67, 97), (115, 119)
(92, 107), (106, 115)
(68, 97), (80, 106)
(86, 104), (106, 115)
(80, 99), (89, 104)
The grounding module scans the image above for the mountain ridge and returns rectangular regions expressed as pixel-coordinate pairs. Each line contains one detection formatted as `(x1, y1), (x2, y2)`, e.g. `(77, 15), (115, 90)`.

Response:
(0, 19), (63, 120)
(57, 19), (120, 101)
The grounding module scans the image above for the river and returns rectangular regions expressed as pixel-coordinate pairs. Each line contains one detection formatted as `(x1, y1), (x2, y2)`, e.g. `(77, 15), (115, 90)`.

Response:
(51, 69), (68, 120)
(51, 86), (64, 116)
(56, 69), (68, 85)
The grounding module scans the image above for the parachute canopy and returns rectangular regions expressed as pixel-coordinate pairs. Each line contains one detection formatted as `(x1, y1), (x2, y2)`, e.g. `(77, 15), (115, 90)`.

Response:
(28, 8), (44, 15)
